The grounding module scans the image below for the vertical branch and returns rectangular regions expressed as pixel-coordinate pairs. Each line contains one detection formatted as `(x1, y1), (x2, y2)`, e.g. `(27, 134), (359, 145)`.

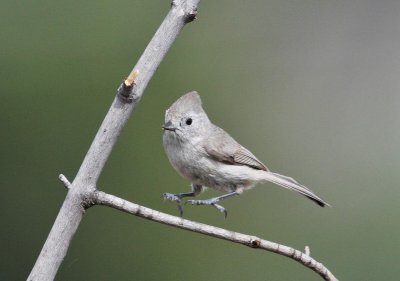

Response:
(27, 1), (200, 280)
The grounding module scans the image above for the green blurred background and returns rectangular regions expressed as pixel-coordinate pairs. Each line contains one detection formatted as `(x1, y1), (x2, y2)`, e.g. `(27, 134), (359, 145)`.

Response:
(2, 0), (400, 280)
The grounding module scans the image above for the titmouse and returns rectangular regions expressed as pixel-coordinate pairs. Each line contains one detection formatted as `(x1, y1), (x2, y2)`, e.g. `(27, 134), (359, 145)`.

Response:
(162, 91), (329, 217)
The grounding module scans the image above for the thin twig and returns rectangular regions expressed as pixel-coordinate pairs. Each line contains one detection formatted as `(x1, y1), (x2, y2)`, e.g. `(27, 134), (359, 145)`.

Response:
(305, 245), (311, 256)
(93, 190), (338, 281)
(58, 174), (71, 189)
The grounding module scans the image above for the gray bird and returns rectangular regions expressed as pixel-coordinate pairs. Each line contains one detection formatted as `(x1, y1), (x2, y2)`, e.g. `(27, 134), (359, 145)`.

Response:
(162, 91), (329, 217)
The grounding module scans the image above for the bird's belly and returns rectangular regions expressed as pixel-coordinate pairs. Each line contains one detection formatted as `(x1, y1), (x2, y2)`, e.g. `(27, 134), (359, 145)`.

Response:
(173, 155), (254, 193)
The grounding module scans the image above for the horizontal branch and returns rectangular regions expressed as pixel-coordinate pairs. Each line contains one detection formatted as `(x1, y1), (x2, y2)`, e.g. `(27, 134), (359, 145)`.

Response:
(93, 190), (338, 281)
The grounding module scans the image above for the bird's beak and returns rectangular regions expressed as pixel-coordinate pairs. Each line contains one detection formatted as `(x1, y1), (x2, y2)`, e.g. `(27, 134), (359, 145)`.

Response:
(162, 120), (176, 132)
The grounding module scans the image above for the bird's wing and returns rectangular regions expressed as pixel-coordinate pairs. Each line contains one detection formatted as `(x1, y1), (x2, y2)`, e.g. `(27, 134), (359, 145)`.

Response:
(203, 127), (268, 171)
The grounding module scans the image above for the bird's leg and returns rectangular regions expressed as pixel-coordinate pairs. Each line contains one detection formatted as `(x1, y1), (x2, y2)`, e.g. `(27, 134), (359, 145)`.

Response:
(163, 184), (203, 216)
(186, 191), (239, 218)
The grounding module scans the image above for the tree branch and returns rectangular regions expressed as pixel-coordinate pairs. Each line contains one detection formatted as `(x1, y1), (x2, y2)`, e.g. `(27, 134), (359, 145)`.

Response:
(56, 173), (339, 280)
(92, 190), (338, 281)
(27, 1), (199, 280)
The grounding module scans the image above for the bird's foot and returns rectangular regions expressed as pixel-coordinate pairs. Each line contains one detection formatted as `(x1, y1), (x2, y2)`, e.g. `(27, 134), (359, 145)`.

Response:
(162, 193), (184, 217)
(186, 198), (228, 218)
(163, 192), (182, 203)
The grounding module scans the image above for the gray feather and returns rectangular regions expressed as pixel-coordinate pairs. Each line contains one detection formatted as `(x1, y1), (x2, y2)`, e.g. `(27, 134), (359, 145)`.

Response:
(203, 126), (268, 171)
(265, 172), (329, 207)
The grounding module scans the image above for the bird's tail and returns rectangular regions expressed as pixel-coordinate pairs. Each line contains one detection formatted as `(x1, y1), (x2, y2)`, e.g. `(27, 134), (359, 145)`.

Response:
(262, 172), (330, 207)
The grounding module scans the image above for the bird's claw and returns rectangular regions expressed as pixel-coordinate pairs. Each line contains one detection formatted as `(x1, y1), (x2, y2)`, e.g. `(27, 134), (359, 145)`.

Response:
(163, 193), (184, 217)
(213, 203), (228, 218)
(186, 199), (228, 218)
(163, 193), (182, 203)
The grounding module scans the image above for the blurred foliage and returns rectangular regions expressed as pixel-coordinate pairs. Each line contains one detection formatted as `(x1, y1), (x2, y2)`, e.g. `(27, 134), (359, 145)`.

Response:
(2, 0), (400, 280)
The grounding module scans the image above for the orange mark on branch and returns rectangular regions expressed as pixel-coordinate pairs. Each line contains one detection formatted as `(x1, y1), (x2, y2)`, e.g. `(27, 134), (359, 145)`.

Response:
(124, 70), (139, 87)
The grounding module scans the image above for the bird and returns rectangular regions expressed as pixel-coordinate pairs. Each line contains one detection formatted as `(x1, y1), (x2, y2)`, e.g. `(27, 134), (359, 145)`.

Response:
(162, 91), (329, 217)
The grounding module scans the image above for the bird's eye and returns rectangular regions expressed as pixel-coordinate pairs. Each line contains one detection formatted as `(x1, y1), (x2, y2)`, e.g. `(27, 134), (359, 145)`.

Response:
(185, 118), (193, 125)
